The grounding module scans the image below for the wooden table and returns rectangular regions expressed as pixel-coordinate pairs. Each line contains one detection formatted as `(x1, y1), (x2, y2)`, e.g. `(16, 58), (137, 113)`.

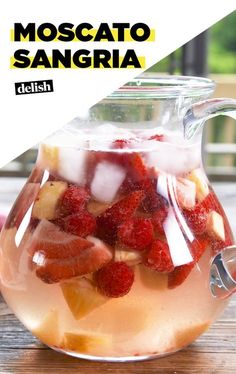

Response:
(0, 179), (236, 374)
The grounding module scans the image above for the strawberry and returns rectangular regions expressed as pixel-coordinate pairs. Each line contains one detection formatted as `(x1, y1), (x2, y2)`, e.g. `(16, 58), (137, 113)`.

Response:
(118, 217), (154, 251)
(143, 240), (174, 273)
(60, 211), (97, 238)
(201, 192), (234, 254)
(168, 239), (208, 289)
(183, 204), (208, 236)
(120, 153), (152, 194)
(94, 261), (134, 298)
(96, 190), (144, 244)
(208, 231), (234, 255)
(112, 139), (129, 149)
(201, 191), (218, 212)
(152, 206), (168, 235)
(149, 134), (164, 141)
(61, 185), (90, 215)
(127, 153), (148, 181)
(142, 180), (168, 213)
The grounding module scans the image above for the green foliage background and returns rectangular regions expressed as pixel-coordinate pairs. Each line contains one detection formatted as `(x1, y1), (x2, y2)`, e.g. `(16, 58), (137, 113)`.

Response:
(148, 11), (236, 74)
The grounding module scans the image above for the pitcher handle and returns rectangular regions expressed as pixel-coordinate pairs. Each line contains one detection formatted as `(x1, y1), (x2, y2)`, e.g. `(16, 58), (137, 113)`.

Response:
(184, 98), (236, 299)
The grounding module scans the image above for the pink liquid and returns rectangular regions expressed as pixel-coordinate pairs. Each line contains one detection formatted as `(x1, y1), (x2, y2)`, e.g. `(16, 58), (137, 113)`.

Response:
(0, 134), (234, 359)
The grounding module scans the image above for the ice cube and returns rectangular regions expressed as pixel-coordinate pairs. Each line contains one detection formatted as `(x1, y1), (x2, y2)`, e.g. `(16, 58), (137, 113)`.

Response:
(59, 147), (87, 186)
(145, 142), (200, 175)
(91, 161), (126, 203)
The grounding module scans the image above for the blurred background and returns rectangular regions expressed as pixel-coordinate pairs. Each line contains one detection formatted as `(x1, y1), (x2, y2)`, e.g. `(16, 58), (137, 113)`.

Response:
(0, 12), (235, 218)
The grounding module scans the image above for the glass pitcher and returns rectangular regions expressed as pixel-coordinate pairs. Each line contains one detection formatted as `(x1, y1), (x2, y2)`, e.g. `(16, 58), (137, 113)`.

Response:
(0, 75), (236, 362)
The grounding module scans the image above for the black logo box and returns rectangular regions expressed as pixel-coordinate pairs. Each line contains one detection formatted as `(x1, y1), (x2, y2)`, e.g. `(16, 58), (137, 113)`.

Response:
(15, 79), (54, 95)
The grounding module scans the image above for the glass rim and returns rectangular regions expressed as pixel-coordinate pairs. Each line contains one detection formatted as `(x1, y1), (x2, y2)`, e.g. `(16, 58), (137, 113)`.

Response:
(106, 74), (216, 99)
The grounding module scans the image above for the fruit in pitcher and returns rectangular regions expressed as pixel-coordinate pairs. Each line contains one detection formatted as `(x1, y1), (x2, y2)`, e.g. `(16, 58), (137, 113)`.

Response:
(32, 309), (61, 347)
(35, 237), (113, 284)
(187, 168), (209, 202)
(168, 239), (208, 289)
(96, 190), (144, 243)
(176, 178), (196, 209)
(94, 261), (135, 298)
(61, 185), (90, 214)
(206, 211), (225, 241)
(152, 206), (168, 235)
(62, 332), (111, 354)
(39, 143), (59, 172)
(114, 247), (141, 265)
(32, 181), (67, 220)
(117, 217), (154, 251)
(61, 277), (108, 320)
(174, 321), (209, 348)
(183, 204), (207, 235)
(29, 220), (112, 283)
(29, 219), (93, 260)
(60, 211), (97, 237)
(143, 240), (174, 273)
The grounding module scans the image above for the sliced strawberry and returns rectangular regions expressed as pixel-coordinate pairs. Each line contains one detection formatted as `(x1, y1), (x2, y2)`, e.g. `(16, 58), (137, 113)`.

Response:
(152, 206), (168, 235)
(168, 239), (208, 289)
(94, 261), (134, 298)
(60, 211), (97, 238)
(149, 134), (164, 141)
(61, 185), (90, 215)
(167, 262), (194, 289)
(120, 153), (152, 194)
(183, 204), (208, 236)
(208, 231), (234, 255)
(35, 237), (112, 283)
(127, 153), (148, 181)
(96, 190), (144, 244)
(29, 220), (93, 260)
(118, 217), (154, 251)
(143, 240), (174, 273)
(142, 179), (168, 213)
(201, 191), (234, 254)
(111, 139), (129, 149)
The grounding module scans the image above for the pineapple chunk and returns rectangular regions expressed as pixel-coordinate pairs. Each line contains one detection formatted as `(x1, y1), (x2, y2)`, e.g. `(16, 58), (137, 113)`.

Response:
(63, 332), (111, 354)
(32, 181), (67, 220)
(114, 248), (141, 266)
(61, 277), (108, 320)
(176, 178), (196, 209)
(87, 200), (111, 216)
(32, 309), (60, 347)
(188, 168), (209, 202)
(39, 143), (59, 172)
(206, 210), (225, 241)
(174, 321), (209, 348)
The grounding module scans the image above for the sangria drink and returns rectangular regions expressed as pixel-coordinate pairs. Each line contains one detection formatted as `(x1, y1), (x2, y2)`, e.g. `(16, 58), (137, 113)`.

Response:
(0, 76), (235, 361)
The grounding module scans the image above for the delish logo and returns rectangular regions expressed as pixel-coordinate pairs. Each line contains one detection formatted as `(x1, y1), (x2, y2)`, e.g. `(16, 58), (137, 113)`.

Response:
(15, 79), (54, 95)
